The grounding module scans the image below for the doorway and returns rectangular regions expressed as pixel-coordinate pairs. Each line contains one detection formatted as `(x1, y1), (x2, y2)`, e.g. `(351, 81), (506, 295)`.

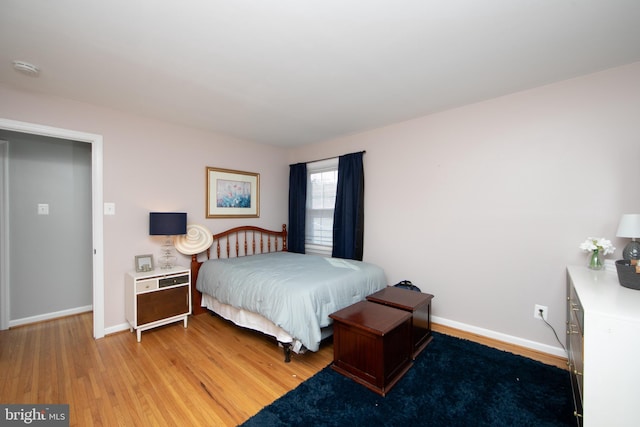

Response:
(0, 118), (104, 339)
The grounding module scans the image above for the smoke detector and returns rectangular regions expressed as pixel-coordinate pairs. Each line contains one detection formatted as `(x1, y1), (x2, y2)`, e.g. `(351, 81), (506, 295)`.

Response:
(12, 60), (40, 77)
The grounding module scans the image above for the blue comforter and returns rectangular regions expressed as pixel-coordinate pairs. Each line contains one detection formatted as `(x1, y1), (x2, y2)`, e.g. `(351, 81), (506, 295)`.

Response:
(196, 252), (387, 351)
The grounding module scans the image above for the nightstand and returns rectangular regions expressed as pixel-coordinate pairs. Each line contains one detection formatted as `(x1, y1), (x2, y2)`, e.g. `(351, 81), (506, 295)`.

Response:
(125, 266), (191, 342)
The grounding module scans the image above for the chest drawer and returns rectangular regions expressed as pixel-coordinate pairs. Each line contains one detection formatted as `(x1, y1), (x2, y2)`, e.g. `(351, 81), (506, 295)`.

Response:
(159, 274), (189, 288)
(136, 279), (158, 293)
(568, 284), (583, 333)
(137, 285), (189, 325)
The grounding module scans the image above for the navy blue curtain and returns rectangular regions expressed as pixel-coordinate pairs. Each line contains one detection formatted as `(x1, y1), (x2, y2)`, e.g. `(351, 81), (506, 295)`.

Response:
(288, 163), (307, 253)
(332, 152), (364, 260)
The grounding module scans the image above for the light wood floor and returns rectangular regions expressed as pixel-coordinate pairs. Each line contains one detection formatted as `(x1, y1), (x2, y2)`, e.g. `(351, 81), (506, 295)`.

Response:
(0, 312), (567, 427)
(0, 312), (333, 426)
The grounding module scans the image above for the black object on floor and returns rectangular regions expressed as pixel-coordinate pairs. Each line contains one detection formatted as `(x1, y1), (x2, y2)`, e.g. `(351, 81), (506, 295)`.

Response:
(394, 280), (421, 292)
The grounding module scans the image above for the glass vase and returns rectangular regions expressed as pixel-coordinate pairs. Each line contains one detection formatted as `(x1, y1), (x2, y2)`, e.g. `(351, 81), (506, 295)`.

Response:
(588, 250), (604, 270)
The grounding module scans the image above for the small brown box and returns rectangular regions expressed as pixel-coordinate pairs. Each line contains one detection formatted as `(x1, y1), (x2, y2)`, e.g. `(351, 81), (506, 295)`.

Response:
(367, 286), (434, 359)
(329, 301), (413, 396)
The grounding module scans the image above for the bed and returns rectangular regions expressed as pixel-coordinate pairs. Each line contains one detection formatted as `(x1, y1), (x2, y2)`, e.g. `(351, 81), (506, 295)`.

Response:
(188, 224), (387, 362)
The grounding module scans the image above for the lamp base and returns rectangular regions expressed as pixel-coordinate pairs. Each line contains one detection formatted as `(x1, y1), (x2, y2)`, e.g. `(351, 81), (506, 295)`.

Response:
(622, 240), (640, 260)
(159, 236), (177, 269)
(158, 256), (177, 269)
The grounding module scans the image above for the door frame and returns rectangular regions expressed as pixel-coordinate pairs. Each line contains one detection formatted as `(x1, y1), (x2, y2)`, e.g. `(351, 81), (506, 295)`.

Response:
(0, 139), (7, 331)
(0, 118), (105, 339)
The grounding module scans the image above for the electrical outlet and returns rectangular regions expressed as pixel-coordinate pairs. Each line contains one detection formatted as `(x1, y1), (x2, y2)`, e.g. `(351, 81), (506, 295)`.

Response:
(534, 304), (548, 321)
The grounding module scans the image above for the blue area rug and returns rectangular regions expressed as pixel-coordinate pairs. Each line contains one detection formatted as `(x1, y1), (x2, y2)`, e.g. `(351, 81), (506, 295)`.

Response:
(241, 332), (574, 426)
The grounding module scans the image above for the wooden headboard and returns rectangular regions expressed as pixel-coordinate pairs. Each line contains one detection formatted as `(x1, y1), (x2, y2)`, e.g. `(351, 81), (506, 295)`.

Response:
(190, 224), (288, 314)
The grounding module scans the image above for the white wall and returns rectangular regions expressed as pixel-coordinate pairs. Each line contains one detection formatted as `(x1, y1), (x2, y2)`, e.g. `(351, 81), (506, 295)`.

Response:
(289, 62), (640, 354)
(0, 85), (289, 329)
(1, 61), (638, 355)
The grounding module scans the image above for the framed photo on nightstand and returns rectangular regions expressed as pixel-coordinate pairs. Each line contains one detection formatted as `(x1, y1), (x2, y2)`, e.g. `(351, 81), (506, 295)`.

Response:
(135, 254), (154, 272)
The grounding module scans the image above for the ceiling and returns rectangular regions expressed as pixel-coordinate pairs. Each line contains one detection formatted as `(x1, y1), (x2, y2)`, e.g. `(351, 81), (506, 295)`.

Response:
(1, 1), (640, 147)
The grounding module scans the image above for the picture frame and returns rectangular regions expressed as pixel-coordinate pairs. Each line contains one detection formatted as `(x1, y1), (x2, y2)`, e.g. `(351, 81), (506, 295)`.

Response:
(135, 254), (154, 273)
(206, 167), (260, 218)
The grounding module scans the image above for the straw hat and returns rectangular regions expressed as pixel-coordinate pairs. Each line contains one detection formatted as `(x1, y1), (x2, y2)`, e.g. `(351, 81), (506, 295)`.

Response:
(174, 224), (213, 255)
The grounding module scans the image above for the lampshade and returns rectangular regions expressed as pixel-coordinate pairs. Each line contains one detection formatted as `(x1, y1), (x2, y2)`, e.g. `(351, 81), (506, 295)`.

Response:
(149, 212), (187, 236)
(616, 214), (640, 260)
(616, 214), (640, 238)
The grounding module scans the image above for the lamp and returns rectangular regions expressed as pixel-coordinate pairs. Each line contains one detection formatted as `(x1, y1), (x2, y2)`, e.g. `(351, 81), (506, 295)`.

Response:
(149, 212), (187, 269)
(616, 214), (640, 260)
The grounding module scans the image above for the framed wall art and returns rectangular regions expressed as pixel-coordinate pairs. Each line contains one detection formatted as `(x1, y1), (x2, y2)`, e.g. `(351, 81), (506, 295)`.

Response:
(206, 167), (260, 218)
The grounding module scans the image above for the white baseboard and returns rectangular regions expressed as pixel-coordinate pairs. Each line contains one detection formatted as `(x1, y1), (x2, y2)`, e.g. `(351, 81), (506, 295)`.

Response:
(9, 305), (93, 328)
(103, 316), (567, 357)
(9, 306), (568, 358)
(431, 315), (567, 358)
(104, 322), (131, 336)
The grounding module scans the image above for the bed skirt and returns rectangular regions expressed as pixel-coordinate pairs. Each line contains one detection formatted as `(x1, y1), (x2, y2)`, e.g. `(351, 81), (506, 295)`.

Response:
(201, 294), (333, 354)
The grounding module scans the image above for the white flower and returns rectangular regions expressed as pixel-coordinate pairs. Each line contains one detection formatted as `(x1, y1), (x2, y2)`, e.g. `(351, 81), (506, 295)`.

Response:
(579, 237), (615, 256)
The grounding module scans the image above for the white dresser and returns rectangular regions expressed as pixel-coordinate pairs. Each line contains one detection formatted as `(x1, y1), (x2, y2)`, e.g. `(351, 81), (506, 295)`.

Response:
(566, 266), (640, 426)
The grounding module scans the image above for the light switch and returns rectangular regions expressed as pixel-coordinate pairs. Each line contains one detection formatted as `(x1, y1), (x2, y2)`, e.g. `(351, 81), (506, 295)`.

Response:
(37, 203), (49, 215)
(104, 202), (116, 215)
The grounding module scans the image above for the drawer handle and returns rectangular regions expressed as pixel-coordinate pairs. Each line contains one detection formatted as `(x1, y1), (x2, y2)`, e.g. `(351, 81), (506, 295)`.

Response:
(567, 326), (580, 334)
(574, 410), (583, 418)
(573, 369), (583, 376)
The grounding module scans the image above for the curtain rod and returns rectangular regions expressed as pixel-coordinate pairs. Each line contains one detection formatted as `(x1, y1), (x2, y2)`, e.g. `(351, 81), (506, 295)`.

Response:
(289, 150), (366, 166)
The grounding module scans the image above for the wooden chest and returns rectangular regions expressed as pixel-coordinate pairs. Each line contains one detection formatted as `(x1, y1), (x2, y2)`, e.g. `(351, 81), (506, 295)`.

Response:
(329, 301), (413, 396)
(367, 286), (434, 359)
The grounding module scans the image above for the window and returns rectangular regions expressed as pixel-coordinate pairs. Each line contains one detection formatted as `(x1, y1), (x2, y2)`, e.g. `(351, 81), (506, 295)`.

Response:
(305, 158), (338, 255)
